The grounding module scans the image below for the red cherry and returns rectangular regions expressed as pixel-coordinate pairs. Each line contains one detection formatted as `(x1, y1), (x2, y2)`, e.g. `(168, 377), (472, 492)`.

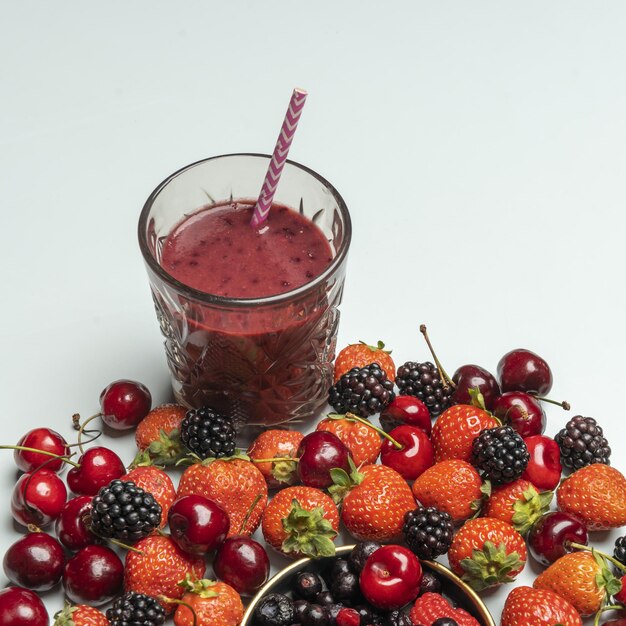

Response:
(213, 535), (270, 595)
(359, 545), (422, 610)
(522, 435), (562, 491)
(168, 495), (230, 555)
(336, 607), (361, 626)
(614, 576), (626, 606)
(13, 428), (70, 473)
(380, 425), (435, 480)
(3, 531), (65, 591)
(66, 447), (125, 496)
(0, 587), (49, 626)
(497, 348), (553, 395)
(380, 396), (432, 435)
(11, 469), (67, 527)
(528, 511), (588, 566)
(100, 379), (152, 430)
(296, 431), (350, 489)
(493, 391), (546, 437)
(55, 495), (98, 551)
(63, 545), (123, 606)
(452, 364), (501, 410)
(604, 620), (626, 626)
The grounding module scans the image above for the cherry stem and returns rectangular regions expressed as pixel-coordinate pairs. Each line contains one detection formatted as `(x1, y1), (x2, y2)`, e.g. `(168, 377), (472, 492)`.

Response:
(0, 445), (80, 468)
(250, 457), (297, 464)
(239, 493), (263, 535)
(73, 413), (101, 454)
(594, 604), (623, 626)
(26, 524), (42, 533)
(342, 413), (403, 449)
(419, 324), (456, 388)
(157, 597), (197, 626)
(107, 537), (144, 554)
(570, 542), (626, 573)
(532, 395), (571, 410)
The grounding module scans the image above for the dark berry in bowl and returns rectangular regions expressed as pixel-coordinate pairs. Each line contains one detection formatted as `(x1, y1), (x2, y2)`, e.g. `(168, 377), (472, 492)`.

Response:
(383, 609), (412, 626)
(253, 593), (294, 626)
(302, 603), (329, 625)
(418, 571), (442, 596)
(331, 570), (361, 603)
(348, 541), (381, 573)
(295, 571), (324, 600)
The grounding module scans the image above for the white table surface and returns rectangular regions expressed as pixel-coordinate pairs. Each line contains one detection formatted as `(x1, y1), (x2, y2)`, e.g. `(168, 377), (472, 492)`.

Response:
(2, 1), (626, 624)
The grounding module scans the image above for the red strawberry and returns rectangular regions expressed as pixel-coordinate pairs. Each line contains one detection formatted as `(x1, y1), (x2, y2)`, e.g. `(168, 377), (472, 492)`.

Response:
(501, 586), (582, 626)
(172, 577), (243, 626)
(334, 340), (396, 382)
(122, 465), (177, 527)
(448, 517), (527, 591)
(133, 403), (186, 466)
(177, 458), (268, 537)
(124, 534), (205, 613)
(431, 404), (499, 462)
(261, 486), (339, 558)
(316, 415), (382, 465)
(53, 604), (109, 626)
(409, 593), (480, 626)
(247, 429), (303, 489)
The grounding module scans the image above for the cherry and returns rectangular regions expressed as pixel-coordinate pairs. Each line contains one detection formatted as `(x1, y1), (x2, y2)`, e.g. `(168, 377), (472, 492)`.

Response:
(521, 435), (562, 491)
(493, 391), (546, 437)
(66, 446), (125, 496)
(55, 495), (98, 551)
(297, 431), (350, 489)
(13, 428), (70, 473)
(0, 587), (49, 626)
(100, 379), (152, 430)
(380, 396), (432, 435)
(3, 530), (65, 591)
(528, 511), (588, 566)
(497, 348), (553, 395)
(11, 469), (67, 527)
(452, 364), (501, 410)
(213, 535), (270, 595)
(360, 545), (422, 610)
(168, 495), (230, 555)
(380, 425), (434, 480)
(63, 545), (123, 606)
(613, 575), (626, 606)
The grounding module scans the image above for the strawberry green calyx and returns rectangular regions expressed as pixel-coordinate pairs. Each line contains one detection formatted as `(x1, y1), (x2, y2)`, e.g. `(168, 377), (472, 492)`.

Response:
(470, 481), (492, 517)
(281, 499), (338, 558)
(132, 428), (183, 467)
(468, 388), (502, 425)
(178, 574), (219, 598)
(272, 458), (298, 484)
(459, 541), (523, 591)
(177, 449), (251, 467)
(359, 340), (392, 354)
(53, 604), (80, 626)
(329, 457), (365, 504)
(511, 486), (553, 535)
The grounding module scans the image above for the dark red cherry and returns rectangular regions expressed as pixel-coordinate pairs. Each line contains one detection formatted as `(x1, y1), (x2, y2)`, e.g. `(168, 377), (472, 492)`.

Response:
(3, 530), (65, 591)
(63, 545), (123, 606)
(11, 469), (67, 527)
(66, 447), (125, 496)
(380, 425), (435, 480)
(497, 349), (553, 395)
(100, 379), (152, 430)
(168, 495), (230, 555)
(213, 535), (270, 595)
(452, 364), (501, 410)
(493, 391), (546, 437)
(297, 431), (350, 489)
(13, 428), (70, 473)
(528, 511), (588, 566)
(55, 495), (98, 551)
(0, 587), (49, 626)
(380, 396), (432, 435)
(522, 435), (562, 491)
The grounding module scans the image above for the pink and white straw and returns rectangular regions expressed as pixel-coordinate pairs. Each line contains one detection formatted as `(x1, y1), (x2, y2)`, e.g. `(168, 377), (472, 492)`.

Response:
(251, 88), (308, 227)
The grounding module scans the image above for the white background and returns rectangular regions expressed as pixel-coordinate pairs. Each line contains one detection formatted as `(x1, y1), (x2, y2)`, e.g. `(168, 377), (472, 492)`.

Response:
(1, 1), (626, 623)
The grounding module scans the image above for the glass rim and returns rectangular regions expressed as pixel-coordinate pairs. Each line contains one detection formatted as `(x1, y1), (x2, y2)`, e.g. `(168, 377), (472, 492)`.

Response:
(138, 153), (352, 308)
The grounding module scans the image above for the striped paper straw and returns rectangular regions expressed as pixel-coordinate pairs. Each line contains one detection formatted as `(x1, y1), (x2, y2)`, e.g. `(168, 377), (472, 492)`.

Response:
(250, 88), (308, 227)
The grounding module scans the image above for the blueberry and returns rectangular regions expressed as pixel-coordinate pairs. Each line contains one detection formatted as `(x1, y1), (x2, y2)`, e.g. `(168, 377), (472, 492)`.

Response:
(295, 571), (324, 600)
(348, 541), (381, 573)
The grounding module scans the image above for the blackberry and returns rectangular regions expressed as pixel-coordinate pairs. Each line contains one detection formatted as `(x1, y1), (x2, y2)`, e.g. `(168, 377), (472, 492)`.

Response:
(395, 361), (452, 417)
(254, 593), (294, 626)
(180, 406), (236, 459)
(555, 415), (611, 470)
(328, 363), (395, 417)
(471, 425), (530, 484)
(106, 592), (165, 626)
(403, 506), (454, 560)
(614, 536), (626, 570)
(90, 480), (161, 543)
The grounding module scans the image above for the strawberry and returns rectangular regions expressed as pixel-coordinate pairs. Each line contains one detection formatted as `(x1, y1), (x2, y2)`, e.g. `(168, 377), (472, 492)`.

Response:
(247, 429), (303, 489)
(133, 403), (186, 466)
(533, 550), (620, 615)
(501, 586), (582, 626)
(172, 576), (243, 626)
(411, 459), (483, 523)
(316, 415), (382, 465)
(484, 478), (552, 535)
(261, 486), (339, 558)
(124, 534), (205, 613)
(431, 404), (499, 462)
(448, 517), (527, 591)
(409, 593), (480, 626)
(332, 462), (416, 542)
(54, 604), (109, 626)
(334, 340), (396, 382)
(557, 463), (626, 530)
(122, 465), (177, 527)
(177, 458), (268, 537)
